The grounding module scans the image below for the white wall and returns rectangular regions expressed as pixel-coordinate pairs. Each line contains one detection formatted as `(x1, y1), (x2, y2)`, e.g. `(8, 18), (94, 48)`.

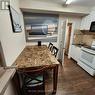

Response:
(0, 0), (26, 95)
(57, 15), (82, 47)
(0, 0), (26, 66)
(59, 15), (82, 29)
(19, 0), (91, 15)
(57, 15), (82, 59)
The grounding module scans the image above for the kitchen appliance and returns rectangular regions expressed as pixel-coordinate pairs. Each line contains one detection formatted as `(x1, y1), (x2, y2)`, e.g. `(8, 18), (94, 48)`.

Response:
(91, 40), (95, 49)
(29, 25), (48, 35)
(77, 41), (95, 76)
(90, 21), (95, 32)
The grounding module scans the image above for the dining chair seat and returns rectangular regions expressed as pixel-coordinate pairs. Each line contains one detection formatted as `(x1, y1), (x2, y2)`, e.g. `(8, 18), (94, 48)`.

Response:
(25, 75), (43, 87)
(18, 67), (46, 95)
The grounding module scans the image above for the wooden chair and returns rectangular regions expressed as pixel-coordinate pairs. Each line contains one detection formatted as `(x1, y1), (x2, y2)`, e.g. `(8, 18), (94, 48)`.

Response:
(18, 67), (46, 95)
(48, 43), (53, 52)
(52, 46), (59, 57)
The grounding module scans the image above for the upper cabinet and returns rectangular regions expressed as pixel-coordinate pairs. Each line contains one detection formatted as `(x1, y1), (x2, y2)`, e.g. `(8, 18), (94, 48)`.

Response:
(80, 8), (95, 30)
(80, 15), (91, 30)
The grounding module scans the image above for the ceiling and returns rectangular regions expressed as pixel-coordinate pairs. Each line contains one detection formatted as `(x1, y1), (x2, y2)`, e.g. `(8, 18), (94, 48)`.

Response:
(71, 0), (95, 7)
(34, 0), (95, 7)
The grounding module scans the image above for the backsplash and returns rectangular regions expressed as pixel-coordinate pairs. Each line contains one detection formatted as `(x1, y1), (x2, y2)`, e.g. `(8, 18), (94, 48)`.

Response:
(73, 30), (95, 46)
(82, 35), (95, 46)
(73, 35), (83, 44)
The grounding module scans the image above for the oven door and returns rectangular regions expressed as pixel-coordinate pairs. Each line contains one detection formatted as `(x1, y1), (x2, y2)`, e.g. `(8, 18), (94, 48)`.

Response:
(80, 48), (95, 69)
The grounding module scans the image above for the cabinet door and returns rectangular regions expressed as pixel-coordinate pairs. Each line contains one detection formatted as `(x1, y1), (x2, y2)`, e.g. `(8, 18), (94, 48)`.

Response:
(70, 45), (76, 60)
(70, 45), (81, 62)
(76, 47), (81, 62)
(80, 17), (86, 30)
(80, 15), (91, 30)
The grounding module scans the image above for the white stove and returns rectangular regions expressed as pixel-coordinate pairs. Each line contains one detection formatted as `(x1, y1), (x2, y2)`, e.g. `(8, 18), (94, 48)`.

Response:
(91, 40), (95, 49)
(77, 40), (95, 76)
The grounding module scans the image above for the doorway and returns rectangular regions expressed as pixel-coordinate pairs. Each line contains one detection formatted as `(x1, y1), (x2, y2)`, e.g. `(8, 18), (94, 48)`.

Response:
(65, 23), (72, 55)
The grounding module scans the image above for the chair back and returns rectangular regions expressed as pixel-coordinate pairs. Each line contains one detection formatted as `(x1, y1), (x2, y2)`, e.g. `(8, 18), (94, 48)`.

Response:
(17, 67), (46, 86)
(48, 43), (53, 52)
(17, 67), (47, 95)
(52, 46), (59, 57)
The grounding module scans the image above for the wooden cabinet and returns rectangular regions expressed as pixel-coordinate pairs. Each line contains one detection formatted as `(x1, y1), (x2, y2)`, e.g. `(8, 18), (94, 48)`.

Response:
(70, 45), (81, 62)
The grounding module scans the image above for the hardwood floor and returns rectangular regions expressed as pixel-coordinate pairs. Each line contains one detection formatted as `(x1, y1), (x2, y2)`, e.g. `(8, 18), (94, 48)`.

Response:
(45, 56), (95, 95)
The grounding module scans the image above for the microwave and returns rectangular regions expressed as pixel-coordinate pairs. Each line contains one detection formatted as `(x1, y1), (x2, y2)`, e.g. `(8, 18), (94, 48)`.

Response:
(90, 21), (95, 32)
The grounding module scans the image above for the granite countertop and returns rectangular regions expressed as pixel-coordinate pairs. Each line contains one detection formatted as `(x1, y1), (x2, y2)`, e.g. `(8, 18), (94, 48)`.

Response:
(72, 44), (89, 48)
(15, 45), (59, 69)
(0, 45), (59, 94)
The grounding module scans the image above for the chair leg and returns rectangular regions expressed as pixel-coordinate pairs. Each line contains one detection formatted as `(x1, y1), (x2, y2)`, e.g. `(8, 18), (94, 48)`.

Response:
(43, 74), (45, 95)
(41, 84), (45, 95)
(21, 86), (28, 95)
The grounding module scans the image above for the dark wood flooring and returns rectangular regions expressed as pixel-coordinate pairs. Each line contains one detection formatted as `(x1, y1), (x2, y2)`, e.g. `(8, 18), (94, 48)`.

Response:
(45, 56), (95, 95)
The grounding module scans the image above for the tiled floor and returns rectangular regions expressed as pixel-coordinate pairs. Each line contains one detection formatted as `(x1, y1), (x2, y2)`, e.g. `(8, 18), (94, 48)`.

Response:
(45, 56), (95, 95)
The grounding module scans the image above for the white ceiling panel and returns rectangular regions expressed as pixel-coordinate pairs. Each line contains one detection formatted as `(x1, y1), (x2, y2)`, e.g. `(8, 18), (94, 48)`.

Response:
(71, 0), (95, 7)
(33, 0), (95, 7)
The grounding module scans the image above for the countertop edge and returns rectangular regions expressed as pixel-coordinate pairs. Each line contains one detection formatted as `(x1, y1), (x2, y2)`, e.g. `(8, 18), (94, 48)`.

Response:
(0, 69), (16, 95)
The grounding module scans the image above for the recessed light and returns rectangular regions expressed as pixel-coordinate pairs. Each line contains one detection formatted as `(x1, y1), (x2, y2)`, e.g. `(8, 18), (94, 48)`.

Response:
(66, 0), (73, 4)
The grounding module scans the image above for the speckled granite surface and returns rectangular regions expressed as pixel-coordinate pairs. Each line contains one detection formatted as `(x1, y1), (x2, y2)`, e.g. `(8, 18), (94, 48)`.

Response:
(15, 45), (59, 69)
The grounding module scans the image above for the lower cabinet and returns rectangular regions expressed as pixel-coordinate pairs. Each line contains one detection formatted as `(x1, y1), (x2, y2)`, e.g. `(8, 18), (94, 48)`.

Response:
(70, 45), (81, 62)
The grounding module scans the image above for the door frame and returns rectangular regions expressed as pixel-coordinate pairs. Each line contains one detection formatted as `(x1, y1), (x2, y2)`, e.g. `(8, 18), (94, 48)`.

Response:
(57, 19), (68, 64)
(64, 23), (72, 55)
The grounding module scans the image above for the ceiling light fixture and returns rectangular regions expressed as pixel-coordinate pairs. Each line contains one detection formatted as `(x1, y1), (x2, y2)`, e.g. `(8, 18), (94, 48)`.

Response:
(65, 0), (73, 4)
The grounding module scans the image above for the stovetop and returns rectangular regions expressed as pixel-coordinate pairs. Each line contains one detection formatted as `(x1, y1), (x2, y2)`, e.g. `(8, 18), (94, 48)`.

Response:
(83, 46), (95, 51)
